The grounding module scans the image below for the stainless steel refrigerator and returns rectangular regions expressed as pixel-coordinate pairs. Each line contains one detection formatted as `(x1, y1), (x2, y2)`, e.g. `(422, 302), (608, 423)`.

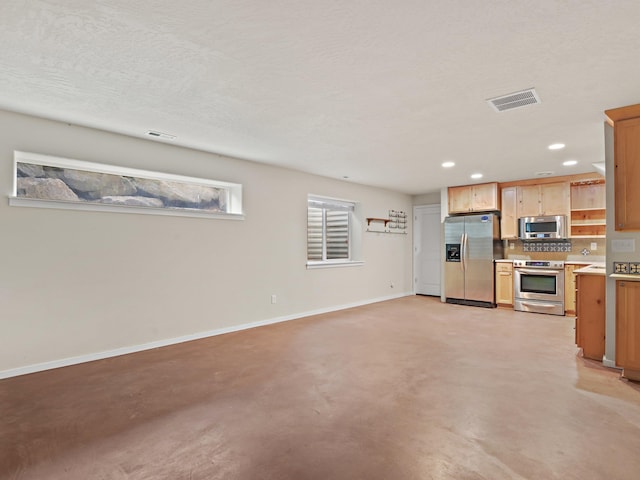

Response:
(444, 213), (503, 307)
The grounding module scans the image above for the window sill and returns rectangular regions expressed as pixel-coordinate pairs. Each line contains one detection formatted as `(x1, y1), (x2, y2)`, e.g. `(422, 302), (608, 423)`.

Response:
(8, 196), (245, 221)
(306, 260), (364, 270)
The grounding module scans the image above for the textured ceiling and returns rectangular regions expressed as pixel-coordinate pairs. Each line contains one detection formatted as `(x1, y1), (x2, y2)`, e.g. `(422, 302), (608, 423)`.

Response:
(1, 0), (639, 195)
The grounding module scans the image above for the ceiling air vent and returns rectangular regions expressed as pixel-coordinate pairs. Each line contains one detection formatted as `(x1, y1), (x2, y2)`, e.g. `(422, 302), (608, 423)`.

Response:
(487, 88), (541, 112)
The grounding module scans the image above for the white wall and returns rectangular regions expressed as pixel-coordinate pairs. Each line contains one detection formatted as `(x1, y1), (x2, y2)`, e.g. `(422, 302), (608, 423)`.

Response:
(0, 109), (413, 376)
(412, 191), (440, 206)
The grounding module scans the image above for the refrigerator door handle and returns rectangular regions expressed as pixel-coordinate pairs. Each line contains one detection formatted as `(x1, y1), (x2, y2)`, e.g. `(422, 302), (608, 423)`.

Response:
(460, 233), (467, 271)
(463, 233), (469, 271)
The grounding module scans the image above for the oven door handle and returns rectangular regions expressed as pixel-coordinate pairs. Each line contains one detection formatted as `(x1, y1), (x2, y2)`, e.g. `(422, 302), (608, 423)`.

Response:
(516, 268), (562, 275)
(519, 301), (561, 309)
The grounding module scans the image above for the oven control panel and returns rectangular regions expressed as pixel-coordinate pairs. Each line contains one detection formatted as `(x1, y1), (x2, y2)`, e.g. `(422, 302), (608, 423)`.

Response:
(513, 260), (564, 268)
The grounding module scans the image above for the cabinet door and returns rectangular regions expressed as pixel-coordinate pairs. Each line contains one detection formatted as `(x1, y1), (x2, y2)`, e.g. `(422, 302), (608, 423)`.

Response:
(571, 182), (606, 210)
(495, 263), (513, 306)
(614, 117), (640, 230)
(500, 186), (518, 239)
(448, 186), (472, 214)
(564, 264), (578, 315)
(616, 281), (640, 369)
(472, 183), (499, 211)
(540, 182), (570, 216)
(517, 185), (541, 217)
(576, 275), (605, 361)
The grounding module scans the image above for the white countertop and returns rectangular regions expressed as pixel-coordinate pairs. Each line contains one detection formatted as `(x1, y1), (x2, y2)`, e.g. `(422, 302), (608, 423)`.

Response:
(610, 273), (640, 281)
(574, 263), (607, 275)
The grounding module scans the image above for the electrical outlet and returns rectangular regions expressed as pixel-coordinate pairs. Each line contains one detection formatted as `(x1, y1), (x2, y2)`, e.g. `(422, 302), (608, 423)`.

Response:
(591, 242), (598, 251)
(271, 294), (277, 304)
(509, 243), (515, 250)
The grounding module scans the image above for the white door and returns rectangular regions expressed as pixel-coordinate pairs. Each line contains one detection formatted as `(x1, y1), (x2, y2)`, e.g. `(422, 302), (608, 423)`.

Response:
(414, 204), (442, 296)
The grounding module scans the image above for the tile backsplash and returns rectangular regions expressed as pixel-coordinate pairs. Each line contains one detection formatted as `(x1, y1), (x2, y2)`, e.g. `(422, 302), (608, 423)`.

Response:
(522, 242), (572, 253)
(505, 238), (606, 261)
(614, 262), (640, 274)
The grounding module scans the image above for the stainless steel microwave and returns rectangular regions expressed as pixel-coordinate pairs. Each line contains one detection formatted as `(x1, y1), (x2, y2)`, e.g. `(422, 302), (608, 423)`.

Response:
(518, 215), (568, 240)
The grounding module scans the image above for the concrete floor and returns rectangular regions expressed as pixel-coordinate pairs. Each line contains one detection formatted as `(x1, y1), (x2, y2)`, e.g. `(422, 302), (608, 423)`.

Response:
(2, 295), (640, 479)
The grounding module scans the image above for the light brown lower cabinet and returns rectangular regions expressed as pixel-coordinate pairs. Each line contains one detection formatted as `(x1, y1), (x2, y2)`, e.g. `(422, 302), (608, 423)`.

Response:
(616, 280), (640, 378)
(564, 264), (579, 315)
(575, 274), (605, 361)
(495, 262), (513, 307)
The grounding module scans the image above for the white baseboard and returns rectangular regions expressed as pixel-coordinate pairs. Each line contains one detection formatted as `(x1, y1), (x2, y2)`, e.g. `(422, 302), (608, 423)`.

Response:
(0, 292), (412, 380)
(602, 355), (621, 369)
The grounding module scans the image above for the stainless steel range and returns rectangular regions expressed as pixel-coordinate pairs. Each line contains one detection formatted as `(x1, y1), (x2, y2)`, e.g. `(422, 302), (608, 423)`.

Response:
(513, 260), (565, 315)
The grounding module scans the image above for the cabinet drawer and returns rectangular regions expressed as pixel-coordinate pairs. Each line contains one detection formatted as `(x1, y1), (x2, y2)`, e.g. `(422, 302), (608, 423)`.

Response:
(496, 262), (513, 273)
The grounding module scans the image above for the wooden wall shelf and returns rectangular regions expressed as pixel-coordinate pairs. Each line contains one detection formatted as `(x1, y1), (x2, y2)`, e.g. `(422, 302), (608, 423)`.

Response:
(366, 217), (390, 227)
(366, 229), (407, 234)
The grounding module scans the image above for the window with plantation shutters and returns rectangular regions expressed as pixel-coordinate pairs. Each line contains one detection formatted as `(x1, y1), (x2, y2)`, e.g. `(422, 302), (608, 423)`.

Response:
(307, 195), (355, 263)
(307, 206), (324, 260)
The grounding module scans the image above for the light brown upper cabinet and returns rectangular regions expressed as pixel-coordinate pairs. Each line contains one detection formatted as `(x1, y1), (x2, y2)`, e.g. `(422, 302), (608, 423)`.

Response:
(605, 104), (640, 230)
(500, 186), (518, 239)
(516, 182), (570, 218)
(448, 182), (499, 214)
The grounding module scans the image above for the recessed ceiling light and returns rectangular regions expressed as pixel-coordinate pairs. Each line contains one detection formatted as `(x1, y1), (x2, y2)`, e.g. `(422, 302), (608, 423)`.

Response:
(563, 160), (578, 166)
(470, 173), (483, 179)
(548, 143), (565, 150)
(441, 161), (455, 168)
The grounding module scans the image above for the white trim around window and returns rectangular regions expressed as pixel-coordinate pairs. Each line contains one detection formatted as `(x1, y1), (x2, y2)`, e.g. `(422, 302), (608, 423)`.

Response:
(306, 194), (363, 269)
(9, 151), (244, 220)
